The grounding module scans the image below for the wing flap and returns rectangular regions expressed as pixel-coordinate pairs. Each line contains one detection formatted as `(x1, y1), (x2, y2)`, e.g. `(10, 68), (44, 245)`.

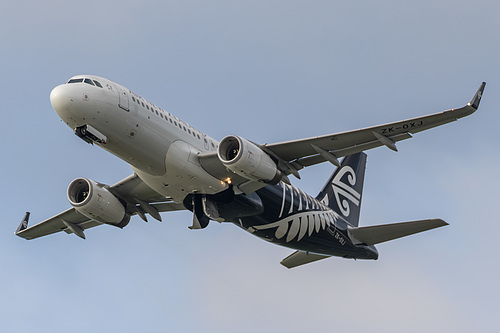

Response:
(293, 132), (412, 169)
(152, 202), (186, 212)
(348, 219), (448, 246)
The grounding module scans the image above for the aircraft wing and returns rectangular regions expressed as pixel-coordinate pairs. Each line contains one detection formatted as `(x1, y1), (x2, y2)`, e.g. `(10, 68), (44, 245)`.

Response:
(265, 82), (485, 172)
(199, 82), (485, 188)
(15, 174), (185, 240)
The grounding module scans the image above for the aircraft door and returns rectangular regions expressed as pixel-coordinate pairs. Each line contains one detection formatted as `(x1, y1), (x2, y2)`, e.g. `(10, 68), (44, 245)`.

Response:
(115, 84), (130, 111)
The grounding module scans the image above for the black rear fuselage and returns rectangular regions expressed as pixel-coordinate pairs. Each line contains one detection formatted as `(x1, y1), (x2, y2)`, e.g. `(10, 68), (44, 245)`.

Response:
(234, 182), (378, 260)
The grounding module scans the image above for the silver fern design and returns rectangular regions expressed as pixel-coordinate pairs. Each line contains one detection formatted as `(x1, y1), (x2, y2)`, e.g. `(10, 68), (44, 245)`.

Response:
(253, 210), (339, 242)
(331, 165), (360, 218)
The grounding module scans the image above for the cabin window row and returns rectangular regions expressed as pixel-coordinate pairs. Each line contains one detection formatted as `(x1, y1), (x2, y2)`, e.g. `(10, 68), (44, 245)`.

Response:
(130, 95), (207, 142)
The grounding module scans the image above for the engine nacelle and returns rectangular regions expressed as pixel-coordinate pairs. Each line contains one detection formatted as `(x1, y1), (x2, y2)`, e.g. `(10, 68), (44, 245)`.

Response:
(217, 135), (281, 184)
(67, 178), (129, 227)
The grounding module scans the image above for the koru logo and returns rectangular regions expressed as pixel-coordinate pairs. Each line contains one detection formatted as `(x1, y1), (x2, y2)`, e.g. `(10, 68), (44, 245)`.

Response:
(331, 166), (360, 217)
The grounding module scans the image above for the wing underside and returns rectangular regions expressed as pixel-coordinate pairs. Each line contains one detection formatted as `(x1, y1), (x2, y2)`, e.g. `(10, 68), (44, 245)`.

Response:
(16, 174), (185, 240)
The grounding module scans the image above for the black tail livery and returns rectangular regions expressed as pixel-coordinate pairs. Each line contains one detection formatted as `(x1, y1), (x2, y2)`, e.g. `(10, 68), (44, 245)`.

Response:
(275, 153), (447, 268)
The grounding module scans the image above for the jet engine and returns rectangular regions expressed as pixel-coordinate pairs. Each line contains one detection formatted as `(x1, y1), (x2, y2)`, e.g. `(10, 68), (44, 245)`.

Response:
(67, 178), (130, 227)
(217, 135), (282, 184)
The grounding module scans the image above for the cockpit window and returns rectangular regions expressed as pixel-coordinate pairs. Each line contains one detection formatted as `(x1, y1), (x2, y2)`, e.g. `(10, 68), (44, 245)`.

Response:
(66, 78), (104, 88)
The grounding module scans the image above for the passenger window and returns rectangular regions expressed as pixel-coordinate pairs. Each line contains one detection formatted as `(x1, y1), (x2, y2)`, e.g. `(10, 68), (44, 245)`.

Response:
(93, 80), (103, 88)
(146, 105), (150, 110)
(132, 96), (136, 102)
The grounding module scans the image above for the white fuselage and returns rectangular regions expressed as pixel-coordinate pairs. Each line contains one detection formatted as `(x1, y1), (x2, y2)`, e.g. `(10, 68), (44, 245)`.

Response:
(50, 75), (229, 202)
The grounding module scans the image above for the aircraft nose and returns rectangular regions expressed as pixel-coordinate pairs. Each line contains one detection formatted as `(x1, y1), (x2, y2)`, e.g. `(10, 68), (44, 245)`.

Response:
(50, 84), (73, 113)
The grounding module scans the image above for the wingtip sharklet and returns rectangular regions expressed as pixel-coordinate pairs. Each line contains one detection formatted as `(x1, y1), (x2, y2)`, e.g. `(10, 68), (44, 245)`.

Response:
(15, 212), (30, 235)
(469, 82), (486, 110)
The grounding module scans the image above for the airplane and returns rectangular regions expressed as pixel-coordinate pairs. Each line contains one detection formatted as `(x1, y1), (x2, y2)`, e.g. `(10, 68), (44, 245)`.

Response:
(15, 75), (486, 268)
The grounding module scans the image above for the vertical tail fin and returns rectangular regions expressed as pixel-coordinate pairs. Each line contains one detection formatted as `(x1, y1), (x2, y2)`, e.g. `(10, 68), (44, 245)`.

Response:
(316, 152), (367, 227)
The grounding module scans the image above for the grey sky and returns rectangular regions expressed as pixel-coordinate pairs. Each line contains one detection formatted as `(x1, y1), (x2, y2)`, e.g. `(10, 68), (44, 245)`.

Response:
(1, 1), (498, 332)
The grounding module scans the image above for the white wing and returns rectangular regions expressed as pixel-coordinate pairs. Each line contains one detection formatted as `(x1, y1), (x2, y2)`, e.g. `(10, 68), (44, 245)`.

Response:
(16, 174), (185, 240)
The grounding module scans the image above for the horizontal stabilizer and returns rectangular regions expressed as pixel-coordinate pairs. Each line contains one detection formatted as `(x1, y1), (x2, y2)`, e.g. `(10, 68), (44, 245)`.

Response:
(280, 251), (331, 269)
(348, 219), (448, 245)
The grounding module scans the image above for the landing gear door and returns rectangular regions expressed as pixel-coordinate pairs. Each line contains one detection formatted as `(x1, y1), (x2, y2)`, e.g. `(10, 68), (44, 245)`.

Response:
(115, 84), (130, 111)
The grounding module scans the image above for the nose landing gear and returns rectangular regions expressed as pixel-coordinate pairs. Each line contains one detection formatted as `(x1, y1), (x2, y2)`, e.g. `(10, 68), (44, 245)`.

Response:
(74, 125), (108, 145)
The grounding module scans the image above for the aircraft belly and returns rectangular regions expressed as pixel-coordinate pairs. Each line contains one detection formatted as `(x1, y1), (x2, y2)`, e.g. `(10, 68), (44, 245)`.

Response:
(133, 140), (228, 203)
(107, 127), (168, 173)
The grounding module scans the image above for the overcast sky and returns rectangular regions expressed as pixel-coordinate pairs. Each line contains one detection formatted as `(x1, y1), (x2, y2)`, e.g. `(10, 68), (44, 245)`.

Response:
(1, 1), (499, 332)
